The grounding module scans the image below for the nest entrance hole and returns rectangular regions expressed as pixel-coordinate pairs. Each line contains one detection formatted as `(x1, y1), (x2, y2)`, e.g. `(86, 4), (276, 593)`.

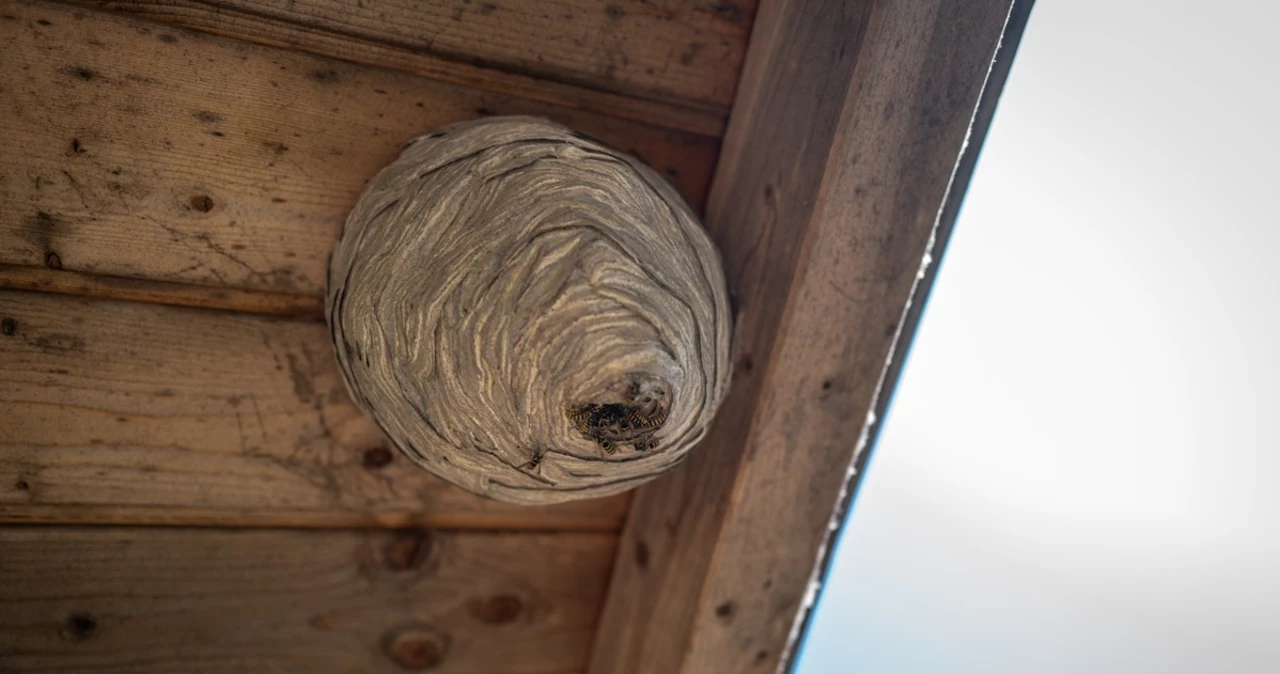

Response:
(568, 376), (670, 453)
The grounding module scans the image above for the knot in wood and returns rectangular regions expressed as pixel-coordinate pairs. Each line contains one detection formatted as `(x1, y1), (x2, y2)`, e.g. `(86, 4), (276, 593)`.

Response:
(384, 624), (449, 671)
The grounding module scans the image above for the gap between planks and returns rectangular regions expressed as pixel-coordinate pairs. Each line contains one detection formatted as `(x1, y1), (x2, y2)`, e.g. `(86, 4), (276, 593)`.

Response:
(0, 264), (325, 319)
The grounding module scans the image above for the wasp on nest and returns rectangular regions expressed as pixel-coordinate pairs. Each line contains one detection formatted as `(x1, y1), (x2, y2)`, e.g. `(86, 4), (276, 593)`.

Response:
(569, 378), (671, 454)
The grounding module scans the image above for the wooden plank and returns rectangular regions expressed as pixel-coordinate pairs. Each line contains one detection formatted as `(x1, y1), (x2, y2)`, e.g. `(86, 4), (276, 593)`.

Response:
(587, 1), (1016, 672)
(0, 0), (719, 309)
(0, 290), (629, 529)
(792, 0), (1037, 657)
(73, 0), (744, 136)
(0, 526), (615, 673)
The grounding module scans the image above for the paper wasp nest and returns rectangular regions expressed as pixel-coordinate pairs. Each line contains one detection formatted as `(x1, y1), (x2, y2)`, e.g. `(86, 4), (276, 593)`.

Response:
(326, 117), (731, 504)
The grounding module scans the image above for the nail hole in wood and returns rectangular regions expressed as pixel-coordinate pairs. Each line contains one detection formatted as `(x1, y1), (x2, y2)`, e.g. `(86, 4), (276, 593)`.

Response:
(61, 613), (96, 641)
(362, 447), (393, 469)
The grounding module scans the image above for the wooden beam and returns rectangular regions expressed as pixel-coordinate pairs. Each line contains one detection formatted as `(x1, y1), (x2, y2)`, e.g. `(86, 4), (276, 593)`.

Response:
(587, 1), (1017, 672)
(784, 0), (1038, 658)
(72, 0), (756, 135)
(0, 0), (719, 313)
(0, 526), (615, 673)
(0, 290), (628, 530)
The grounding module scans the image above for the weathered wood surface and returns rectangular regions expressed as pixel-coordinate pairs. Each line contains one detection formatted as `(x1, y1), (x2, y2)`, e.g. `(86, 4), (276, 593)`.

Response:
(73, 0), (750, 135)
(0, 0), (719, 312)
(0, 526), (615, 673)
(0, 290), (629, 529)
(588, 1), (1016, 672)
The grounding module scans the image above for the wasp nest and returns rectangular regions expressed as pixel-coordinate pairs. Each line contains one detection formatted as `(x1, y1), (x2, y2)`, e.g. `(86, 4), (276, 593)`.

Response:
(326, 117), (731, 505)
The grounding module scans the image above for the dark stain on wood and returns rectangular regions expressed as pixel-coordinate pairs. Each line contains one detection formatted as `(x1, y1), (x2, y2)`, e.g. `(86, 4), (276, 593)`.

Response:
(285, 352), (316, 402)
(709, 3), (746, 24)
(1, 317), (16, 336)
(310, 68), (339, 83)
(60, 65), (98, 81)
(24, 210), (59, 257)
(634, 540), (650, 570)
(679, 43), (705, 66)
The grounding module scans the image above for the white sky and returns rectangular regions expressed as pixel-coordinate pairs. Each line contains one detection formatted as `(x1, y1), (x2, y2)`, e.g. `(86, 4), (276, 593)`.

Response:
(796, 1), (1280, 672)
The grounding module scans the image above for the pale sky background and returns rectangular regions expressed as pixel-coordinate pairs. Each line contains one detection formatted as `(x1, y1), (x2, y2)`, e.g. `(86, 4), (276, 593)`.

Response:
(795, 1), (1280, 672)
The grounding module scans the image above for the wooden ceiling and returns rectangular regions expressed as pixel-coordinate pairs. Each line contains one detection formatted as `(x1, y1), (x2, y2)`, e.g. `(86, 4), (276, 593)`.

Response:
(0, 0), (1019, 672)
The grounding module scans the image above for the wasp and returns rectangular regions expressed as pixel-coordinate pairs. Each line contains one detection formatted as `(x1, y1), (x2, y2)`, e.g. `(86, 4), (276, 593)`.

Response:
(566, 405), (597, 434)
(519, 446), (546, 475)
(637, 412), (667, 428)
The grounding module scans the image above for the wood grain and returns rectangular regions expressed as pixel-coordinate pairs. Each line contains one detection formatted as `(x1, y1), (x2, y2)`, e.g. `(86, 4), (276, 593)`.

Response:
(587, 0), (1016, 672)
(0, 0), (719, 309)
(0, 290), (629, 529)
(0, 526), (615, 673)
(73, 0), (748, 135)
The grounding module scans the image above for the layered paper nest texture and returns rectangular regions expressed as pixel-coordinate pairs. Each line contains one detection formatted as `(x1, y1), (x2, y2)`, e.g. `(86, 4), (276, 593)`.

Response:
(327, 117), (731, 505)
